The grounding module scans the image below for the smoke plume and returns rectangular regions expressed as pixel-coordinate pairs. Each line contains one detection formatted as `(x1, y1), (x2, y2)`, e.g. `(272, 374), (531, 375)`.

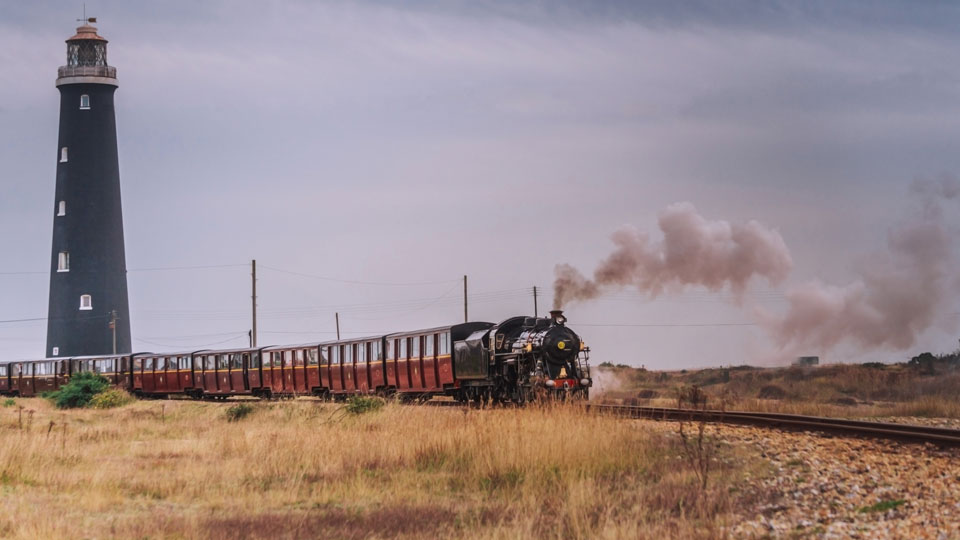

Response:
(553, 202), (793, 308)
(762, 176), (959, 353)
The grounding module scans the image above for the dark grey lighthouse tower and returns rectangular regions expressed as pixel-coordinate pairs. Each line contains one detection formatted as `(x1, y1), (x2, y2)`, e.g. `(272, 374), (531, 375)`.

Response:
(46, 21), (131, 357)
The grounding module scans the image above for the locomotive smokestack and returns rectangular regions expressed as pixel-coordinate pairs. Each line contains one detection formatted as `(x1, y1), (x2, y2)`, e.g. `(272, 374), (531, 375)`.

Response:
(550, 310), (567, 325)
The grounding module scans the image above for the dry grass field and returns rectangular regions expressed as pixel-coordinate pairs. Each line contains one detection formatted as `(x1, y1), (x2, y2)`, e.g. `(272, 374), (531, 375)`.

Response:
(597, 360), (960, 420)
(0, 398), (762, 539)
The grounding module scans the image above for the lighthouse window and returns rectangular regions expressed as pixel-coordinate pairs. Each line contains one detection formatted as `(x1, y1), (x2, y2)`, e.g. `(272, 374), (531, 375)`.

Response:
(57, 201), (66, 216)
(57, 251), (70, 272)
(80, 95), (90, 109)
(79, 294), (92, 310)
(60, 147), (68, 162)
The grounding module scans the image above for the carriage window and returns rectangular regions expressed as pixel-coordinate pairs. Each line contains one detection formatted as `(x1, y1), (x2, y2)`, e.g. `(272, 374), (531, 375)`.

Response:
(0, 365), (6, 376)
(180, 356), (190, 369)
(358, 344), (366, 364)
(399, 339), (407, 360)
(425, 335), (435, 357)
(411, 337), (420, 358)
(294, 350), (304, 367)
(202, 356), (212, 370)
(247, 353), (259, 369)
(374, 341), (382, 361)
(133, 357), (142, 370)
(440, 333), (449, 355)
(319, 348), (328, 365)
(11, 364), (20, 376)
(344, 345), (352, 364)
(331, 346), (339, 365)
(231, 354), (243, 369)
(307, 349), (318, 365)
(384, 340), (391, 361)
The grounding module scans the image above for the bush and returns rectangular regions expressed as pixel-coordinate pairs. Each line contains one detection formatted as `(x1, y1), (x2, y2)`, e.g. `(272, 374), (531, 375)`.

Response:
(46, 372), (110, 409)
(2, 398), (15, 408)
(758, 384), (786, 400)
(88, 388), (134, 409)
(225, 403), (255, 422)
(346, 395), (385, 415)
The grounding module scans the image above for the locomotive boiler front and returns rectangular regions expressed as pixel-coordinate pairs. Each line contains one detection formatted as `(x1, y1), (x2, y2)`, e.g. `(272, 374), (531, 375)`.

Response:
(539, 313), (582, 366)
(497, 310), (592, 399)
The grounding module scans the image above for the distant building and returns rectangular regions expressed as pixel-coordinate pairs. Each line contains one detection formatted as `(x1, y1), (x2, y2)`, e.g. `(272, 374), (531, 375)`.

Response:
(46, 20), (131, 357)
(793, 356), (819, 366)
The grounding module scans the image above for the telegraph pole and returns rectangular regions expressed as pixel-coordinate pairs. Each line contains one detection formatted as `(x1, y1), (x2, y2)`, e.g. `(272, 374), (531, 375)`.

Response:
(533, 286), (538, 317)
(335, 312), (341, 340)
(109, 310), (117, 355)
(463, 275), (468, 322)
(251, 259), (258, 348)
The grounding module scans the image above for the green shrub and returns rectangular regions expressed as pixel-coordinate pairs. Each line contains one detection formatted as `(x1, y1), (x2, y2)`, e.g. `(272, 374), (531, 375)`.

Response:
(225, 403), (255, 422)
(46, 372), (110, 409)
(2, 398), (15, 408)
(88, 388), (135, 409)
(346, 395), (385, 415)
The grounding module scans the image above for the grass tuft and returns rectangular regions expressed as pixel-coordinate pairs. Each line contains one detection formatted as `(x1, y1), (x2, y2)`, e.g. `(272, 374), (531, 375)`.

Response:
(859, 499), (906, 513)
(88, 388), (135, 409)
(225, 403), (255, 422)
(345, 395), (385, 415)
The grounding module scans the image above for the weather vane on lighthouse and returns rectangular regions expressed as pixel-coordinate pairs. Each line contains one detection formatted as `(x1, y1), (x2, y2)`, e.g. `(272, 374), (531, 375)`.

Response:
(77, 4), (96, 25)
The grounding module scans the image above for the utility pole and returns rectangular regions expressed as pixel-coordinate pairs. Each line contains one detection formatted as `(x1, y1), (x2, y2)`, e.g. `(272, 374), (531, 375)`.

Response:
(251, 259), (258, 348)
(335, 312), (341, 340)
(533, 286), (538, 317)
(109, 310), (117, 355)
(463, 275), (468, 322)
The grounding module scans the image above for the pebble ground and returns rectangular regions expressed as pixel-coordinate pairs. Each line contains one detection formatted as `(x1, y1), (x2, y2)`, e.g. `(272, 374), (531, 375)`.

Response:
(642, 419), (960, 539)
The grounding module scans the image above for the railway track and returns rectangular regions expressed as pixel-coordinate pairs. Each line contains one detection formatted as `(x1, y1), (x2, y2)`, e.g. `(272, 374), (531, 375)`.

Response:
(587, 404), (960, 447)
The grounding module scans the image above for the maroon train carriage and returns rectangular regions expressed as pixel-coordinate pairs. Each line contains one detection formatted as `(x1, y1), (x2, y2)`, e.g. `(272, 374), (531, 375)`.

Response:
(0, 354), (129, 397)
(0, 312), (593, 404)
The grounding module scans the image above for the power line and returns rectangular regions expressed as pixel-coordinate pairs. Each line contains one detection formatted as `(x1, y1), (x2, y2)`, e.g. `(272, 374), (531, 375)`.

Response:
(0, 263), (247, 276)
(134, 332), (249, 349)
(578, 322), (757, 328)
(258, 265), (461, 286)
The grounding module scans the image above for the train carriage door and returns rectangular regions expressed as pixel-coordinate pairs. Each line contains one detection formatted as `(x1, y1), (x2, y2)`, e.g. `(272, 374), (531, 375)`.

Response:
(271, 352), (284, 395)
(411, 336), (422, 390)
(365, 342), (373, 392)
(427, 334), (439, 389)
(242, 353), (251, 391)
(144, 358), (155, 393)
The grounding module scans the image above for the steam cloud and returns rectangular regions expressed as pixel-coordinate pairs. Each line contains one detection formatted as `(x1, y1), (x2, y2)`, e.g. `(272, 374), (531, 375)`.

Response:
(553, 202), (793, 308)
(555, 177), (959, 357)
(762, 176), (959, 353)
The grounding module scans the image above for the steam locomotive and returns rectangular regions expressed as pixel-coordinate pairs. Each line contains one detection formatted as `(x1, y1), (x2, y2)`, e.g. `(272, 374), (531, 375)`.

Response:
(0, 310), (592, 403)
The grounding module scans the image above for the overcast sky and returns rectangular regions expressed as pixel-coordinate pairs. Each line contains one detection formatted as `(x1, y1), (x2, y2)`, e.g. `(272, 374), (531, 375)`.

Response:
(1, 1), (959, 368)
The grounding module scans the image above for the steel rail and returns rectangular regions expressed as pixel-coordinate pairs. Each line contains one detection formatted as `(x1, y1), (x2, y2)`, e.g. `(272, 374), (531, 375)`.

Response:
(587, 404), (960, 447)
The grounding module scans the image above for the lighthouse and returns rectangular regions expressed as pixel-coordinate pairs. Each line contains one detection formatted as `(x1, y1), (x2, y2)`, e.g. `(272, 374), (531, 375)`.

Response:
(46, 20), (132, 357)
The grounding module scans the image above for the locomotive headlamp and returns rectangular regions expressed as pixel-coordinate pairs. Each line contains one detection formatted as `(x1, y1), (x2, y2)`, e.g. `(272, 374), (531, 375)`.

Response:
(557, 342), (566, 350)
(524, 343), (533, 352)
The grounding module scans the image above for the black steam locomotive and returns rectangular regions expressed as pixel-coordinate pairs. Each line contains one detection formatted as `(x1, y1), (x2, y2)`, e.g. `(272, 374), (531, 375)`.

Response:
(454, 310), (592, 404)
